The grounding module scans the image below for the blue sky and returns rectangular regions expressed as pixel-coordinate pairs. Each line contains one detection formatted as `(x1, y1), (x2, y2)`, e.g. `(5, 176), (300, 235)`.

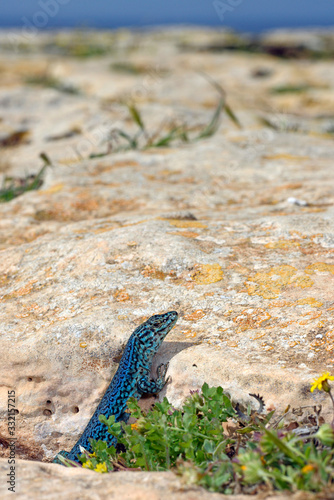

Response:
(1, 0), (334, 32)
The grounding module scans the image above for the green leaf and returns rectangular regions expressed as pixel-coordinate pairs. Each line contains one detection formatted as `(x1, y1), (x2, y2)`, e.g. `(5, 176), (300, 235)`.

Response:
(262, 428), (306, 467)
(201, 382), (209, 398)
(127, 104), (145, 131)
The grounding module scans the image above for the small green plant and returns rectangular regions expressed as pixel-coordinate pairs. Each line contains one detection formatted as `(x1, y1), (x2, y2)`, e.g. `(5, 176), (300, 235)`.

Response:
(110, 62), (151, 75)
(25, 74), (80, 95)
(270, 84), (315, 94)
(68, 374), (334, 495)
(90, 76), (241, 158)
(0, 152), (51, 202)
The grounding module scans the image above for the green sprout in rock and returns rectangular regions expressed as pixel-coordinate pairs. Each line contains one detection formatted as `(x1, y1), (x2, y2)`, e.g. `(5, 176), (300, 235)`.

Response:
(0, 152), (51, 203)
(89, 76), (241, 158)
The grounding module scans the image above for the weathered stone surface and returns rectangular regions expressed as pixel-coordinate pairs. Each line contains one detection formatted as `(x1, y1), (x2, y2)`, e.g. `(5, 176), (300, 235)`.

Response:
(0, 28), (333, 495)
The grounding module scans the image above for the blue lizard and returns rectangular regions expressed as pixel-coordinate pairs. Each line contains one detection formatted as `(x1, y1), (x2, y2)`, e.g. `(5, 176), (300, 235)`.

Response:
(53, 310), (178, 464)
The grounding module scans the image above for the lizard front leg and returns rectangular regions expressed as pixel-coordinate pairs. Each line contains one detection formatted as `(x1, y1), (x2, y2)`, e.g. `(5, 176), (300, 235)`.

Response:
(137, 362), (170, 394)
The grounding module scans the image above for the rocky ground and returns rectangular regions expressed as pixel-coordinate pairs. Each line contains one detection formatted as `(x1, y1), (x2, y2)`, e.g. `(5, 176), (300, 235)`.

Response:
(0, 28), (334, 498)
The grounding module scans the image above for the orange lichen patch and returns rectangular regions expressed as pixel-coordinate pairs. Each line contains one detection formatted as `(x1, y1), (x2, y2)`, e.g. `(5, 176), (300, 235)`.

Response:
(223, 310), (233, 316)
(15, 312), (30, 318)
(268, 300), (292, 308)
(265, 240), (300, 249)
(165, 220), (207, 229)
(289, 230), (308, 239)
(290, 275), (314, 288)
(218, 327), (229, 333)
(183, 282), (195, 290)
(245, 265), (298, 299)
(142, 147), (176, 156)
(299, 311), (322, 325)
(251, 332), (267, 340)
(93, 225), (115, 234)
(233, 308), (271, 332)
(1, 279), (38, 301)
(309, 233), (324, 241)
(192, 263), (224, 285)
(181, 329), (197, 338)
(262, 154), (309, 161)
(34, 205), (74, 222)
(184, 310), (206, 321)
(264, 211), (289, 216)
(15, 302), (44, 318)
(170, 230), (199, 238)
(289, 341), (299, 347)
(113, 289), (130, 302)
(146, 170), (182, 181)
(160, 169), (181, 177)
(112, 160), (139, 167)
(310, 339), (325, 349)
(39, 183), (64, 195)
(120, 219), (149, 228)
(80, 342), (88, 348)
(141, 265), (166, 280)
(262, 344), (274, 351)
(226, 341), (238, 347)
(305, 263), (334, 275)
(327, 330), (334, 340)
(58, 157), (81, 165)
(277, 183), (303, 190)
(302, 208), (326, 213)
(297, 298), (323, 307)
(71, 197), (100, 212)
(0, 275), (11, 287)
(93, 181), (120, 187)
(94, 160), (139, 173)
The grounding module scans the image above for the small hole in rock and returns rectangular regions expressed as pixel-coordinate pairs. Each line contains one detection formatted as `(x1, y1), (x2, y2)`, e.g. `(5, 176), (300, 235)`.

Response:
(14, 409), (19, 415)
(72, 406), (79, 414)
(27, 377), (33, 382)
(43, 409), (52, 417)
(46, 400), (52, 404)
(192, 364), (197, 368)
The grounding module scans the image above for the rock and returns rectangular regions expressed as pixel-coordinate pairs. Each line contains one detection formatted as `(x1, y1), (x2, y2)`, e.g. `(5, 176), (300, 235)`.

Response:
(0, 459), (230, 500)
(0, 27), (333, 494)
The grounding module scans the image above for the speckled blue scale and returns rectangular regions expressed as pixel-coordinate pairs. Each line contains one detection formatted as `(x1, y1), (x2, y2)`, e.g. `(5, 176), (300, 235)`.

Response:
(53, 311), (178, 463)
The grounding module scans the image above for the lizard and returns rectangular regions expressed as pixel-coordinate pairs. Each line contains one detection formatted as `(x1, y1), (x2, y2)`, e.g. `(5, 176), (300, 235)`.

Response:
(53, 310), (178, 464)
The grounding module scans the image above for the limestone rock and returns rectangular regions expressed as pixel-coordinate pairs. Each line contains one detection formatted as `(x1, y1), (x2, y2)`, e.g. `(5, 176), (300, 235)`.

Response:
(0, 28), (333, 493)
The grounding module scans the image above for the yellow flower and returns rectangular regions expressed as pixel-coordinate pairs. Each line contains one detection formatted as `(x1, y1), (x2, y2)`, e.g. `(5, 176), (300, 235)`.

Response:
(241, 465), (247, 471)
(302, 464), (315, 474)
(131, 422), (139, 431)
(89, 452), (96, 458)
(82, 460), (93, 469)
(94, 462), (108, 473)
(310, 372), (334, 392)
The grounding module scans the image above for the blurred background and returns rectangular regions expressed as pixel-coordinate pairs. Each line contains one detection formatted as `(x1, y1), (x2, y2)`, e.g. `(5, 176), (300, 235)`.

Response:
(1, 0), (334, 32)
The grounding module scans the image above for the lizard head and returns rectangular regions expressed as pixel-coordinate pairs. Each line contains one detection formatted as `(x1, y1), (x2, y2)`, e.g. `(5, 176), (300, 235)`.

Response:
(137, 311), (178, 347)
